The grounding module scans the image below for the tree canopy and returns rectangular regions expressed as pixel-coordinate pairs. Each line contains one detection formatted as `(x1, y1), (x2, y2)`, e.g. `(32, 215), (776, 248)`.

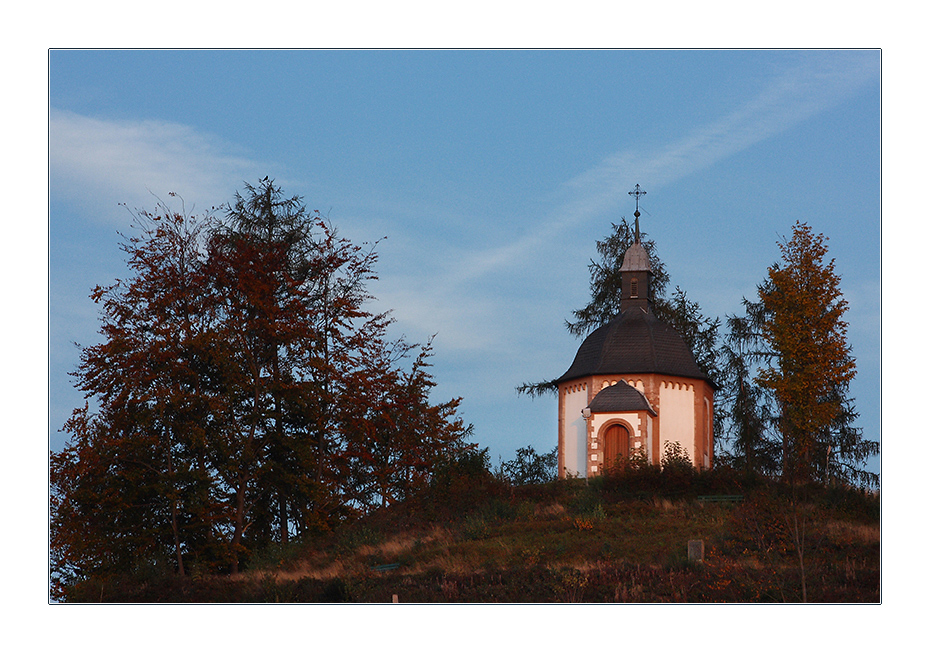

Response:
(723, 221), (878, 486)
(50, 180), (473, 598)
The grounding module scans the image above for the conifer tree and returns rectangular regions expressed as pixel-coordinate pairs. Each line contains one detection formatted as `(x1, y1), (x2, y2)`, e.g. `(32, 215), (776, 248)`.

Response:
(565, 219), (670, 338)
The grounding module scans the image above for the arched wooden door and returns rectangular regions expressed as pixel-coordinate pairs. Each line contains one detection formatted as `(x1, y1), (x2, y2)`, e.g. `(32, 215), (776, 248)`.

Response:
(603, 423), (631, 468)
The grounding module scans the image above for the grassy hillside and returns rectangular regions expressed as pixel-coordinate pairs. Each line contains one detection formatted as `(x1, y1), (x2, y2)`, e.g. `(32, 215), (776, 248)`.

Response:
(84, 471), (879, 603)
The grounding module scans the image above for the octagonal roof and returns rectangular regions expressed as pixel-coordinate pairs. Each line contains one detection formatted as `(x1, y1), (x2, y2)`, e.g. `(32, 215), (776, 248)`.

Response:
(556, 306), (709, 385)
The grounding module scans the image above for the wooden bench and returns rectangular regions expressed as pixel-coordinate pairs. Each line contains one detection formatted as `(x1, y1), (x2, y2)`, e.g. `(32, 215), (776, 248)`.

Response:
(696, 495), (744, 503)
(371, 563), (401, 572)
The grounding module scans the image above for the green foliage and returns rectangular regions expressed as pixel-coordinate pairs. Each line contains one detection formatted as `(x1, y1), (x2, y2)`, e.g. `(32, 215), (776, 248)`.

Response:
(498, 445), (558, 485)
(461, 514), (491, 541)
(551, 567), (589, 602)
(419, 444), (508, 520)
(718, 318), (781, 476)
(593, 451), (759, 501)
(245, 540), (308, 573)
(565, 218), (670, 337)
(655, 286), (722, 384)
(661, 441), (692, 470)
(319, 578), (353, 603)
(335, 525), (383, 554)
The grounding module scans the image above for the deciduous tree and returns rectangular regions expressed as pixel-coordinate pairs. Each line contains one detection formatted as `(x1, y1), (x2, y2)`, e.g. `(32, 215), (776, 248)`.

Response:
(727, 221), (878, 486)
(51, 202), (226, 594)
(51, 180), (473, 596)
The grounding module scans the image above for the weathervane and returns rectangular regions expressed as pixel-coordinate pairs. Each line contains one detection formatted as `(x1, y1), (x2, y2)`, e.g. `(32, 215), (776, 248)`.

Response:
(629, 183), (646, 242)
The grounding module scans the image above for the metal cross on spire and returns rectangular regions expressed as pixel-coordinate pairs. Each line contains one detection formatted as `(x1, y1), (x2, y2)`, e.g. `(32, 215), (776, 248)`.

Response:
(628, 183), (646, 217)
(628, 183), (646, 243)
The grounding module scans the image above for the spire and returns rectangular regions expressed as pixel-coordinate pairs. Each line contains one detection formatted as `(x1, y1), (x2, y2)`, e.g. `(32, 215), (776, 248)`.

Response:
(628, 183), (646, 243)
(621, 183), (652, 312)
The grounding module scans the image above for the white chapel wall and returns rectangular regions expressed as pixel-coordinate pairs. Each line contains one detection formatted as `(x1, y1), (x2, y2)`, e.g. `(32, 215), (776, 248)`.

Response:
(658, 380), (695, 464)
(562, 385), (588, 478)
(703, 396), (711, 469)
(591, 412), (642, 445)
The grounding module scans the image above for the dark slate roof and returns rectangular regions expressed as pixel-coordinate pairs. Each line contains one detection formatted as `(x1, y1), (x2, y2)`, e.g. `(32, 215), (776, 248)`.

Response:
(588, 381), (656, 415)
(556, 307), (708, 384)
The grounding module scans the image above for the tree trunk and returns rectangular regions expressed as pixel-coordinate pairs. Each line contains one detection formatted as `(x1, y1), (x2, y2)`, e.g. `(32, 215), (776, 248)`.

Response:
(168, 447), (185, 576)
(278, 493), (289, 545)
(230, 470), (248, 575)
(271, 350), (289, 545)
(791, 512), (807, 602)
(231, 381), (261, 575)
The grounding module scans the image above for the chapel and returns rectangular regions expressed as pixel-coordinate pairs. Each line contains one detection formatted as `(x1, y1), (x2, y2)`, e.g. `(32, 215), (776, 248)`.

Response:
(556, 187), (714, 478)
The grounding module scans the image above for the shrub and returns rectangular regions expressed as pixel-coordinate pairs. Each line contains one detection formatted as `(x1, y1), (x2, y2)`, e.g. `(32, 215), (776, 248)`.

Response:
(661, 441), (694, 472)
(598, 455), (662, 497)
(499, 446), (558, 485)
(418, 446), (507, 519)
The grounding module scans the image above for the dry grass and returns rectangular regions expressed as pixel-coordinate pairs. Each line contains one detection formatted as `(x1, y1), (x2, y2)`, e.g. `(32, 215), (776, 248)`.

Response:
(270, 558), (357, 582)
(534, 503), (567, 518)
(652, 497), (681, 511)
(825, 520), (881, 544)
(227, 483), (879, 602)
(408, 552), (480, 576)
(70, 475), (880, 603)
(256, 525), (459, 583)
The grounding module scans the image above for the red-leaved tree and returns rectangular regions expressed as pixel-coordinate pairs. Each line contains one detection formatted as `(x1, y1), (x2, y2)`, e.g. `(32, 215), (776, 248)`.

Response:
(51, 180), (472, 595)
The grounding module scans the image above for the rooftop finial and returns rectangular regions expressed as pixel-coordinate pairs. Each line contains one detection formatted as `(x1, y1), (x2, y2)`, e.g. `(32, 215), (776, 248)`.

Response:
(628, 183), (646, 243)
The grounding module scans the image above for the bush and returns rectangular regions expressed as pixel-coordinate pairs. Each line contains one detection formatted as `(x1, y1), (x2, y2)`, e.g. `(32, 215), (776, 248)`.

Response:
(597, 454), (662, 497)
(499, 446), (558, 485)
(418, 446), (507, 519)
(595, 447), (757, 500)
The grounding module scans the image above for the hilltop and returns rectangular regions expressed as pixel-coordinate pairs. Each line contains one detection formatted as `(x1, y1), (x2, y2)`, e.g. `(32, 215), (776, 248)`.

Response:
(76, 468), (879, 603)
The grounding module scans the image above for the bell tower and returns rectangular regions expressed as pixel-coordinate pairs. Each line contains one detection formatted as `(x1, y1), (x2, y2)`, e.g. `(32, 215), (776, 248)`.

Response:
(619, 184), (653, 313)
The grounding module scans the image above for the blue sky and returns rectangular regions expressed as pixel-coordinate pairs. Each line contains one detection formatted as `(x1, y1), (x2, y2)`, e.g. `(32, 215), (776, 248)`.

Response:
(48, 49), (881, 478)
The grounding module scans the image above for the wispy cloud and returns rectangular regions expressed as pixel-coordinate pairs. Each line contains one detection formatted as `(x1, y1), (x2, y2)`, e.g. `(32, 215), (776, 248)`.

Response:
(466, 53), (880, 285)
(383, 53), (880, 352)
(49, 108), (264, 221)
(49, 53), (878, 359)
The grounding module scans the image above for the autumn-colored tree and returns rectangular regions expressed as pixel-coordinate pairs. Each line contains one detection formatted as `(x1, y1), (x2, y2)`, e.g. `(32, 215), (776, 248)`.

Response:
(726, 221), (878, 486)
(337, 338), (471, 511)
(757, 222), (873, 483)
(51, 180), (473, 595)
(50, 203), (228, 596)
